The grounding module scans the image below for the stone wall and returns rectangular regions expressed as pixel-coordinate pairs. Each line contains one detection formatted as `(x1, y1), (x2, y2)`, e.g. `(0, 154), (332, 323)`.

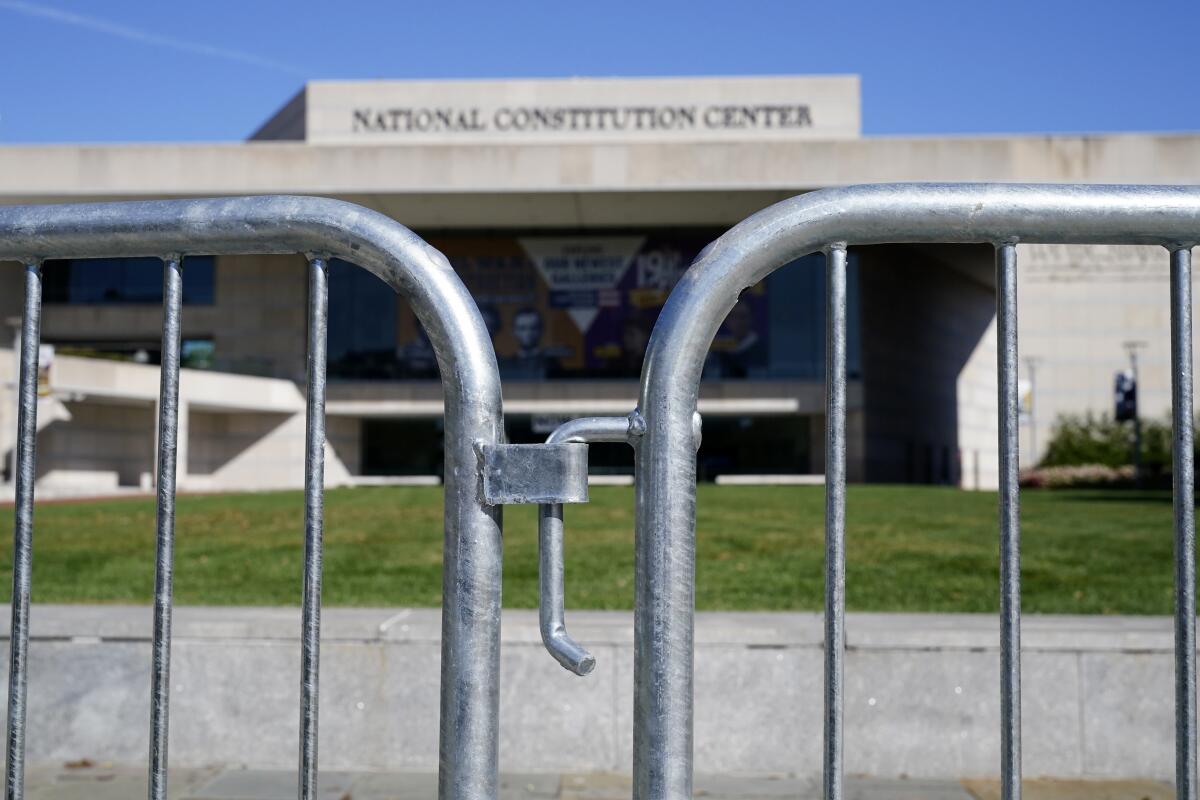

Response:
(4, 606), (1182, 780)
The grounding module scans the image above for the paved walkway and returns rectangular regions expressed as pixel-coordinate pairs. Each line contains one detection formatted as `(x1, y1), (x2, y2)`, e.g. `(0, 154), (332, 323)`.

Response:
(20, 763), (1176, 799)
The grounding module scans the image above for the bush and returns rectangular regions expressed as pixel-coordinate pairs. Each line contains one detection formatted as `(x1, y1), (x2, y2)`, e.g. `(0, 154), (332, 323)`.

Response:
(1040, 411), (1186, 480)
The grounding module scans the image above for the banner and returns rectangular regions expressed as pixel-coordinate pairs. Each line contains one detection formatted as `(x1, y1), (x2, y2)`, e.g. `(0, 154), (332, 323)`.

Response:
(392, 233), (769, 380)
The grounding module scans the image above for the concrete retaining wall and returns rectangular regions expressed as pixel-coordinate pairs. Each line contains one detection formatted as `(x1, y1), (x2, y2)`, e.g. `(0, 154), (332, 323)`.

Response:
(1, 606), (1182, 780)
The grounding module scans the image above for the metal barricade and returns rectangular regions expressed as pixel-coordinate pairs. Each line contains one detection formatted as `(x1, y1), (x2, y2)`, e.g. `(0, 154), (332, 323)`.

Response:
(6, 185), (1200, 800)
(536, 183), (1200, 800)
(0, 196), (570, 800)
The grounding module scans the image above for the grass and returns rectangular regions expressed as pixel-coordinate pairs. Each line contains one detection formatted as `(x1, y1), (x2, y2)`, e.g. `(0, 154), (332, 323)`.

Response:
(0, 485), (1185, 614)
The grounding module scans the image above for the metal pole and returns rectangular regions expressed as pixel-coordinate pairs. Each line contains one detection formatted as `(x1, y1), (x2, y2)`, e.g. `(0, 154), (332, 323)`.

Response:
(996, 243), (1022, 800)
(298, 257), (329, 800)
(1171, 247), (1196, 800)
(148, 257), (183, 800)
(5, 262), (41, 800)
(633, 391), (698, 798)
(823, 244), (847, 800)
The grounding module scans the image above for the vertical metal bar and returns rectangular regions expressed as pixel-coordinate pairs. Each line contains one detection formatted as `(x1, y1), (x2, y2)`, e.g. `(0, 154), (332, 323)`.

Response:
(5, 262), (41, 800)
(633, 428), (696, 798)
(996, 243), (1022, 800)
(298, 256), (328, 800)
(823, 245), (847, 800)
(148, 257), (183, 800)
(1171, 246), (1196, 800)
(439, 409), (504, 797)
(539, 503), (596, 675)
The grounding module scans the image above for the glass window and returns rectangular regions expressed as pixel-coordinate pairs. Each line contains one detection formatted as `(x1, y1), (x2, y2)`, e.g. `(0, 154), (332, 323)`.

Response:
(701, 251), (861, 381)
(695, 416), (813, 481)
(42, 256), (215, 305)
(327, 259), (399, 379)
(361, 418), (444, 476)
(52, 337), (215, 368)
(181, 339), (215, 370)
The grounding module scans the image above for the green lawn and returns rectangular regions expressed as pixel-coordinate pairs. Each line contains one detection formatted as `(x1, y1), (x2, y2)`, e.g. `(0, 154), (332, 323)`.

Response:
(0, 485), (1185, 614)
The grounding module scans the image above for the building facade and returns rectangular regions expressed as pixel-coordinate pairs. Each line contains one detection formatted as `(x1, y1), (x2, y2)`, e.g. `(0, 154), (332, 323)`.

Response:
(1, 75), (1198, 495)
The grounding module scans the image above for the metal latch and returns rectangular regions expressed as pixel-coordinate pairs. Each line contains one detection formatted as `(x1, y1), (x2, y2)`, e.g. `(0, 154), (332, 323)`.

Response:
(481, 442), (589, 505)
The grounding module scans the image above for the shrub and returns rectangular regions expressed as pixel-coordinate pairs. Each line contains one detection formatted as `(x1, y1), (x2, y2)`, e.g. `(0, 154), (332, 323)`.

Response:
(1039, 411), (1187, 480)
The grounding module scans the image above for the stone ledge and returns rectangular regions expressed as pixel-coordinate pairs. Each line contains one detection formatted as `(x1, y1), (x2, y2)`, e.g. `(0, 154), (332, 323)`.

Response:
(0, 605), (1187, 653)
(0, 604), (1183, 779)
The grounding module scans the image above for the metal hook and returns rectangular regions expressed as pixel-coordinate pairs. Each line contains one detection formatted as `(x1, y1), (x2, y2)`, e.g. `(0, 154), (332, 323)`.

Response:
(539, 501), (595, 674)
(539, 414), (642, 675)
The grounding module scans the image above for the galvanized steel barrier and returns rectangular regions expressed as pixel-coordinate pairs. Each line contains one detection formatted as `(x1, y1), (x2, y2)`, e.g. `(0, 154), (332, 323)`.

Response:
(0, 196), (521, 800)
(600, 183), (1200, 800)
(2, 184), (1199, 800)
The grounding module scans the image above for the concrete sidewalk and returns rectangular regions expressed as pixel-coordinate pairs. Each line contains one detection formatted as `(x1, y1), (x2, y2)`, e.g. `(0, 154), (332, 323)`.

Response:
(21, 764), (1176, 799)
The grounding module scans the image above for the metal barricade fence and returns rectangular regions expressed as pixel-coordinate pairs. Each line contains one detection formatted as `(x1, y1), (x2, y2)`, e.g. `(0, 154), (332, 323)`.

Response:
(0, 196), (531, 800)
(3, 184), (1200, 800)
(595, 183), (1198, 800)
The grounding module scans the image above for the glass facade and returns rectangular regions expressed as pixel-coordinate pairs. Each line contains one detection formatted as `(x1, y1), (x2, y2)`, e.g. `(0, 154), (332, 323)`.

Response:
(361, 418), (445, 476)
(42, 256), (215, 305)
(38, 256), (216, 368)
(327, 259), (398, 379)
(328, 232), (861, 382)
(329, 235), (864, 478)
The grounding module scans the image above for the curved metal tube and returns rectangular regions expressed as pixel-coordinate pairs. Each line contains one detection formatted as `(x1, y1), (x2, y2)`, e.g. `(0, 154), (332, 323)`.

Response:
(633, 183), (1200, 800)
(0, 196), (504, 800)
(540, 415), (641, 675)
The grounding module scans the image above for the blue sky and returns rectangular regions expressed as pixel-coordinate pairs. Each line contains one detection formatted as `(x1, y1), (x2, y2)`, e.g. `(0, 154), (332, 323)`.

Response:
(0, 0), (1196, 143)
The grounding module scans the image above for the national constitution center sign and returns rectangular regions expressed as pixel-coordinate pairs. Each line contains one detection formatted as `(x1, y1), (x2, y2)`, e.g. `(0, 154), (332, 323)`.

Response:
(264, 75), (861, 144)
